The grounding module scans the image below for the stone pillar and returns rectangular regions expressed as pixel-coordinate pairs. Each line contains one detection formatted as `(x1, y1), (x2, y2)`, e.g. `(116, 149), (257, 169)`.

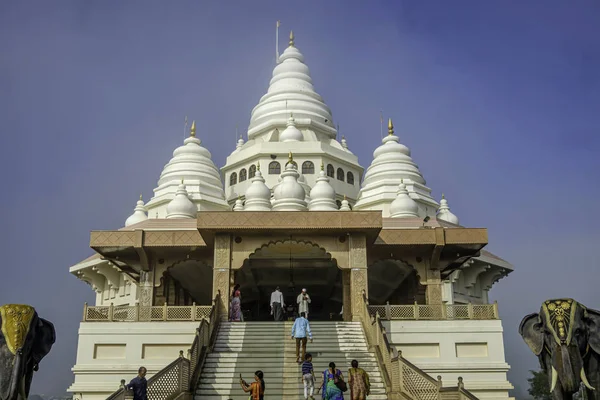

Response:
(425, 268), (443, 305)
(138, 269), (154, 321)
(213, 234), (231, 320)
(349, 234), (368, 321)
(342, 270), (351, 321)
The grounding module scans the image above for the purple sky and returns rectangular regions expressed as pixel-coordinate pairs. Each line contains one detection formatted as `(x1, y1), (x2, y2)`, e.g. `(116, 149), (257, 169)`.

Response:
(1, 1), (599, 397)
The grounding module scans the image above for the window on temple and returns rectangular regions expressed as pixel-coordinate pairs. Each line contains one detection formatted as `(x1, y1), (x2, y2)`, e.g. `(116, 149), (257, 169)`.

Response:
(326, 164), (334, 178)
(230, 172), (237, 186)
(269, 161), (281, 175)
(347, 171), (355, 185)
(337, 168), (344, 181)
(249, 164), (256, 178)
(302, 161), (315, 174)
(239, 168), (247, 182)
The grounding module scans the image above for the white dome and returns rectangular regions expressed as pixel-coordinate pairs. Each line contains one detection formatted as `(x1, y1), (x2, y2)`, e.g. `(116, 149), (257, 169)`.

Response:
(244, 165), (272, 211)
(233, 198), (245, 211)
(279, 113), (303, 142)
(390, 180), (419, 218)
(248, 32), (335, 138)
(354, 118), (439, 216)
(125, 195), (148, 226)
(147, 121), (229, 214)
(308, 165), (337, 211)
(272, 153), (307, 211)
(437, 194), (460, 225)
(166, 182), (197, 219)
(340, 196), (351, 211)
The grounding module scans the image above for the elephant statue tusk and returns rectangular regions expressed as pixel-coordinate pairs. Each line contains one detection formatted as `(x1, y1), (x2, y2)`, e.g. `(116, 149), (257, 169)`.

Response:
(581, 368), (595, 391)
(551, 366), (558, 392)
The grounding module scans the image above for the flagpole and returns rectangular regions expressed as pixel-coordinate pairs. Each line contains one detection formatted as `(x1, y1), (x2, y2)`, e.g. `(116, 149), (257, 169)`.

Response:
(184, 116), (188, 140)
(276, 21), (281, 63)
(380, 110), (383, 139)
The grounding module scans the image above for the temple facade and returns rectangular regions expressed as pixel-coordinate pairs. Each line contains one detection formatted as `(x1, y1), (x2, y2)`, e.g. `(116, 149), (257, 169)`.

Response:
(68, 31), (514, 400)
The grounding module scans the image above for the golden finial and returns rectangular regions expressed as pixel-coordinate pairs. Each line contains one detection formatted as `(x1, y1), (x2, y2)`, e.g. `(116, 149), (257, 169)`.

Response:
(288, 151), (293, 162)
(257, 162), (261, 171)
(289, 30), (295, 47)
(400, 178), (404, 184)
(190, 120), (196, 137)
(320, 161), (324, 171)
(388, 118), (394, 136)
(344, 194), (347, 200)
(181, 177), (184, 184)
(139, 193), (143, 201)
(442, 193), (445, 199)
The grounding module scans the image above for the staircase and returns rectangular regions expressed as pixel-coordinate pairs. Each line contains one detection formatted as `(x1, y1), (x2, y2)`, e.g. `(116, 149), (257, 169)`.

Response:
(195, 321), (388, 399)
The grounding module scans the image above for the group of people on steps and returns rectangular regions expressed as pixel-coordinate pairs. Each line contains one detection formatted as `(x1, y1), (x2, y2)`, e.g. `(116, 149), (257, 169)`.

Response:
(230, 284), (312, 322)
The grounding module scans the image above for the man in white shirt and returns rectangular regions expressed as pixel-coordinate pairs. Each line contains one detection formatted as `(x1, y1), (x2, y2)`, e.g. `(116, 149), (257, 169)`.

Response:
(297, 288), (311, 319)
(270, 286), (285, 321)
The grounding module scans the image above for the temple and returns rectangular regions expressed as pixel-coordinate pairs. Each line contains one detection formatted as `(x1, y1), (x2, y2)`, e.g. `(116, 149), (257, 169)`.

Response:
(68, 29), (514, 400)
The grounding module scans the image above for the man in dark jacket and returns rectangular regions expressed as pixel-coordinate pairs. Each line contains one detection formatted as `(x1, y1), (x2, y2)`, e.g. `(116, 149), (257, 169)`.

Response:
(128, 366), (148, 400)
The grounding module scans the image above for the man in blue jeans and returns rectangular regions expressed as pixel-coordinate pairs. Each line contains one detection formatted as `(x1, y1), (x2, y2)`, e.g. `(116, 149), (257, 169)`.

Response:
(291, 312), (313, 363)
(127, 366), (148, 400)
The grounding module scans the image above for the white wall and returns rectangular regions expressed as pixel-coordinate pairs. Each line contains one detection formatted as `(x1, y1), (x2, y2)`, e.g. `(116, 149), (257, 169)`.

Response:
(68, 322), (198, 400)
(382, 320), (513, 400)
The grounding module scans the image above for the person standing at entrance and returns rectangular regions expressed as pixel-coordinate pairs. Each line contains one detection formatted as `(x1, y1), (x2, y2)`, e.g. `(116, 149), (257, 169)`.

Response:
(297, 288), (312, 319)
(270, 286), (285, 321)
(291, 312), (313, 363)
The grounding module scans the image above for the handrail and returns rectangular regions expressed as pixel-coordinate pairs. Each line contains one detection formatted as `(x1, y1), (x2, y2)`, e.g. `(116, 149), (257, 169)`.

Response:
(105, 293), (221, 400)
(367, 302), (499, 321)
(83, 302), (213, 322)
(359, 292), (480, 400)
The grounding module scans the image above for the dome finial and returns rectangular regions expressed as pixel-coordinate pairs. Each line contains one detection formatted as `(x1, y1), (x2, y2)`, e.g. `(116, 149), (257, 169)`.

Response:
(442, 193), (445, 199)
(388, 118), (394, 136)
(190, 120), (196, 137)
(289, 30), (295, 47)
(181, 177), (184, 185)
(289, 151), (293, 162)
(320, 161), (324, 171)
(139, 193), (143, 201)
(257, 162), (261, 171)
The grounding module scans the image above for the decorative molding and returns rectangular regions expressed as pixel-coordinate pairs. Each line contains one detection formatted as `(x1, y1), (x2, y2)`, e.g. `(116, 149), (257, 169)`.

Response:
(90, 231), (136, 247)
(444, 228), (488, 245)
(144, 230), (205, 247)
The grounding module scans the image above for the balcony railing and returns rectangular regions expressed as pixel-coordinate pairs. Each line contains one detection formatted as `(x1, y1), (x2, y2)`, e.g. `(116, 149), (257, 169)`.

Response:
(83, 303), (213, 322)
(368, 302), (499, 321)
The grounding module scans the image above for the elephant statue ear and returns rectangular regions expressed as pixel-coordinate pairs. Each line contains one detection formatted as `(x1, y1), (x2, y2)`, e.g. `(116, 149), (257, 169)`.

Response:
(519, 312), (544, 356)
(584, 307), (600, 354)
(32, 318), (56, 365)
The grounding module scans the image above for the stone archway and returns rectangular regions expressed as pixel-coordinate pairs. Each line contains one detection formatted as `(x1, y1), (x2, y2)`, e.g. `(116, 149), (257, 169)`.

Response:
(234, 239), (343, 321)
(368, 259), (426, 305)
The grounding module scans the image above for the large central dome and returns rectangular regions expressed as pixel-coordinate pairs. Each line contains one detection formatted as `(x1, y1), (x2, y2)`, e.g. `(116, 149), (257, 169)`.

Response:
(247, 31), (335, 138)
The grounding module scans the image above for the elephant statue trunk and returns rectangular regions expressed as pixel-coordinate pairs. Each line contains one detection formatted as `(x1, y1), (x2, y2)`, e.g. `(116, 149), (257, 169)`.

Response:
(520, 299), (600, 400)
(0, 304), (55, 400)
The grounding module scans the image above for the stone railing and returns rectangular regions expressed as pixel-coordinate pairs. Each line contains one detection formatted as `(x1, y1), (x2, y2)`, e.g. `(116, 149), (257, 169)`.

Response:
(83, 303), (213, 322)
(367, 302), (499, 321)
(359, 293), (481, 400)
(105, 293), (221, 400)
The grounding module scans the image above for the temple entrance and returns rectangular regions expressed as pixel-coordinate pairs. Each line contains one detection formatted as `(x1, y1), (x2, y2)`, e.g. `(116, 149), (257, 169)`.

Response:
(235, 241), (343, 321)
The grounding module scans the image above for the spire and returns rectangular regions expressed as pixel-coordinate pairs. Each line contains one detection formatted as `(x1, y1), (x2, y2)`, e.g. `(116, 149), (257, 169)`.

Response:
(125, 195), (148, 226)
(320, 161), (324, 171)
(244, 162), (272, 211)
(389, 179), (419, 218)
(437, 194), (459, 225)
(286, 151), (295, 166)
(309, 164), (337, 211)
(279, 112), (303, 142)
(340, 194), (351, 211)
(289, 30), (295, 47)
(190, 120), (196, 137)
(139, 193), (143, 201)
(257, 162), (261, 171)
(166, 181), (197, 219)
(388, 118), (394, 136)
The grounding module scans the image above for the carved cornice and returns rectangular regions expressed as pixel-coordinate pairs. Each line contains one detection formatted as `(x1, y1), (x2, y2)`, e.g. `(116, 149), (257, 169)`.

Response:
(375, 227), (488, 247)
(90, 231), (136, 247)
(90, 230), (205, 248)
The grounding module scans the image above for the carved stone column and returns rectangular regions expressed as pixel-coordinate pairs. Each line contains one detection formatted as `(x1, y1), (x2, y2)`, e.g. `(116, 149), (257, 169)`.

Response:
(425, 268), (443, 305)
(342, 270), (351, 321)
(213, 234), (232, 320)
(138, 270), (154, 321)
(349, 234), (368, 321)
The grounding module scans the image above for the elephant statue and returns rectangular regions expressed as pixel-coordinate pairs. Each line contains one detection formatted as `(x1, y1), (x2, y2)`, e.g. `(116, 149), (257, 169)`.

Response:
(0, 304), (55, 400)
(519, 299), (600, 400)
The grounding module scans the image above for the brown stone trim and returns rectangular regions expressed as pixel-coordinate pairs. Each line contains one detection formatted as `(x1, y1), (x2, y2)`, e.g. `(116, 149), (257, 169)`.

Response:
(197, 211), (382, 230)
(376, 227), (488, 247)
(90, 231), (136, 247)
(444, 228), (488, 245)
(144, 230), (205, 247)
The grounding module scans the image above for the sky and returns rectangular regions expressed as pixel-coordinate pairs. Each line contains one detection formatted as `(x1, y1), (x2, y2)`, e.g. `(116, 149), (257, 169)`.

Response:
(1, 0), (599, 397)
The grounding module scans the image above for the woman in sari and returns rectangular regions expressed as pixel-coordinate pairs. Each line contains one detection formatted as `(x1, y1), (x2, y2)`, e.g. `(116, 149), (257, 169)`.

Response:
(319, 362), (344, 400)
(348, 360), (370, 400)
(230, 290), (242, 322)
(240, 370), (265, 400)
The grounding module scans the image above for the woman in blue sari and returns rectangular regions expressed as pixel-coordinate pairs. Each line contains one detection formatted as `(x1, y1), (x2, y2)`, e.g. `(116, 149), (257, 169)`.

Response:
(319, 362), (344, 400)
(230, 290), (242, 322)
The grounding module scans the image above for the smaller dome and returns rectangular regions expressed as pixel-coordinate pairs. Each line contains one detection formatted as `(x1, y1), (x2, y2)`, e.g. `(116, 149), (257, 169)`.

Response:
(341, 135), (351, 152)
(233, 197), (245, 211)
(125, 195), (148, 226)
(166, 180), (198, 219)
(390, 180), (419, 218)
(309, 163), (337, 211)
(340, 196), (351, 211)
(279, 113), (303, 142)
(244, 164), (272, 211)
(235, 135), (245, 152)
(272, 153), (307, 211)
(437, 194), (459, 225)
